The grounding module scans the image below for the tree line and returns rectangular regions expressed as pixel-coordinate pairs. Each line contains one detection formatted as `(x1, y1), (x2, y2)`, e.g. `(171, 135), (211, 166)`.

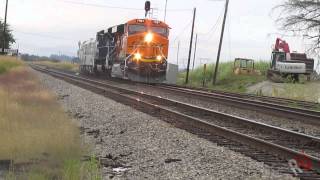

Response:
(20, 53), (79, 62)
(0, 19), (15, 50)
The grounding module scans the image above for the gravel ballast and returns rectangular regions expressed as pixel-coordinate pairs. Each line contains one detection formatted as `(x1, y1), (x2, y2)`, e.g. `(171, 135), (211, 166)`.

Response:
(35, 71), (295, 180)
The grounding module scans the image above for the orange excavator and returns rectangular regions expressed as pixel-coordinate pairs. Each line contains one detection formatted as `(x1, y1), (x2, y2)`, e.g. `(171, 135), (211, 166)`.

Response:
(267, 38), (314, 82)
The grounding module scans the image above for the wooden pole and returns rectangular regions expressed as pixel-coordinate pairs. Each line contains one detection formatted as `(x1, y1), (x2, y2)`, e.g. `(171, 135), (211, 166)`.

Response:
(212, 0), (229, 85)
(202, 64), (207, 87)
(192, 33), (198, 71)
(185, 7), (196, 84)
(176, 40), (180, 65)
(2, 0), (9, 54)
(164, 0), (168, 22)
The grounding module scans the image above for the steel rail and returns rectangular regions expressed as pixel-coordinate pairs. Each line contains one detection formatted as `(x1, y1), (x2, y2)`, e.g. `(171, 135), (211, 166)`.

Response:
(160, 84), (320, 109)
(153, 84), (320, 126)
(32, 66), (320, 176)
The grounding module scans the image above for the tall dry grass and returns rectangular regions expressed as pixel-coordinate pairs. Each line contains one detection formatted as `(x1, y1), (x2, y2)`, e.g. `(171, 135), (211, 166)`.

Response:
(0, 67), (81, 163)
(0, 56), (24, 74)
(0, 57), (101, 179)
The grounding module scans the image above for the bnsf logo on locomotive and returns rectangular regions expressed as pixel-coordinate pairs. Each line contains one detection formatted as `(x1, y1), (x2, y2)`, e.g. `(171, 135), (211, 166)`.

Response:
(78, 18), (170, 84)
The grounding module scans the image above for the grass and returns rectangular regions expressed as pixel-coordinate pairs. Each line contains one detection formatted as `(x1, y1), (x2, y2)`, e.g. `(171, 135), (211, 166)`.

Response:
(0, 56), (101, 179)
(33, 60), (79, 72)
(178, 61), (270, 93)
(278, 83), (320, 103)
(0, 56), (24, 74)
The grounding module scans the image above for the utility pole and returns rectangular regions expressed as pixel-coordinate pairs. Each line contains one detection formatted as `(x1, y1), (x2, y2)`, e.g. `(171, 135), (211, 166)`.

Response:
(192, 33), (198, 71)
(164, 0), (168, 22)
(212, 0), (229, 85)
(176, 40), (180, 65)
(185, 7), (196, 84)
(2, 0), (9, 54)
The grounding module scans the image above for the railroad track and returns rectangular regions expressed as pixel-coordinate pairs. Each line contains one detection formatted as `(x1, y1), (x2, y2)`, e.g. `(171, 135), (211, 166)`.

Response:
(32, 64), (320, 127)
(151, 84), (320, 126)
(33, 65), (320, 179)
(160, 84), (320, 110)
(69, 67), (320, 126)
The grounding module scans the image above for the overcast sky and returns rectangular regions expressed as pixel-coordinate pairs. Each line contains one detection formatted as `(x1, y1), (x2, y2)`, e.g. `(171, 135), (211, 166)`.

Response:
(1, 0), (317, 68)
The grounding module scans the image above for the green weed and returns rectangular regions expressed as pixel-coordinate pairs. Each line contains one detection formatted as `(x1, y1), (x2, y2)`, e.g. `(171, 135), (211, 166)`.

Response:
(178, 61), (269, 93)
(0, 56), (23, 74)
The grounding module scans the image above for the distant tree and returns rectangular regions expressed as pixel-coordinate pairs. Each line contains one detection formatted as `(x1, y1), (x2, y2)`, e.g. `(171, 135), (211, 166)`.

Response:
(0, 19), (15, 49)
(20, 54), (48, 61)
(274, 0), (320, 51)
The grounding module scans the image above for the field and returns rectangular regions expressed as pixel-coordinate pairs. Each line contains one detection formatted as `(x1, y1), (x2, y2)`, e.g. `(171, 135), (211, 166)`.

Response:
(33, 60), (79, 72)
(178, 61), (270, 93)
(0, 56), (100, 179)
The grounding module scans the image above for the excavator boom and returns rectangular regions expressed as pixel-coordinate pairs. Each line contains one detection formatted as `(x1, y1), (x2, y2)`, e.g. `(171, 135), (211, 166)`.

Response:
(275, 38), (290, 53)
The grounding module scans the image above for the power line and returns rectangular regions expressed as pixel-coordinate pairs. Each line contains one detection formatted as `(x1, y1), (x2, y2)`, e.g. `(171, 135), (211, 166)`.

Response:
(58, 0), (142, 10)
(57, 0), (191, 12)
(197, 9), (224, 43)
(172, 20), (193, 43)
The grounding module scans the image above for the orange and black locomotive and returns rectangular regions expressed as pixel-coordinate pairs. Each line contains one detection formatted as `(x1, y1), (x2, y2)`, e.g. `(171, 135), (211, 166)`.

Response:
(79, 18), (170, 83)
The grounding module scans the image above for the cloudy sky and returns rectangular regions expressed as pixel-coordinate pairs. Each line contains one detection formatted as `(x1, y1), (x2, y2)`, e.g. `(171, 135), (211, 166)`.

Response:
(1, 0), (317, 68)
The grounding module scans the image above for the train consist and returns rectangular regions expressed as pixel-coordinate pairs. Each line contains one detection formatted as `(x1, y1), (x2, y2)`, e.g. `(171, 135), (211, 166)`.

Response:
(78, 18), (170, 83)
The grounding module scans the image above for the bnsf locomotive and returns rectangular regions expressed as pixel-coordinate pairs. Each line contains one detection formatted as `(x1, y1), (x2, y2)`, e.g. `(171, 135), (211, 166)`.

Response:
(78, 18), (170, 83)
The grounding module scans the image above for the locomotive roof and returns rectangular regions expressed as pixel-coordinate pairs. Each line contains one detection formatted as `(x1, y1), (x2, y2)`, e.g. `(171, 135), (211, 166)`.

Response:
(127, 19), (169, 28)
(97, 19), (170, 35)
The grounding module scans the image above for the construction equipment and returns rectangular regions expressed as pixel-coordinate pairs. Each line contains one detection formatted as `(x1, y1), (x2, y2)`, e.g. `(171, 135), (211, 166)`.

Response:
(233, 58), (259, 75)
(267, 38), (314, 82)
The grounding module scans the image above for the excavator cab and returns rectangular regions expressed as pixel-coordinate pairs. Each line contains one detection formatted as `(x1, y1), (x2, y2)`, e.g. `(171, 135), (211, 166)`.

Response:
(271, 51), (286, 68)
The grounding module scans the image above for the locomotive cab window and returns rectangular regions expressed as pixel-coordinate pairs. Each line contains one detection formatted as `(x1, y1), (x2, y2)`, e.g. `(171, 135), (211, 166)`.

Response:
(151, 27), (168, 37)
(128, 25), (146, 35)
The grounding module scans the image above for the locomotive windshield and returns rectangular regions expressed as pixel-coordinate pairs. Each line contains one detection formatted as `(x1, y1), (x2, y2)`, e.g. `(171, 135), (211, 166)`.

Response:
(129, 24), (168, 37)
(151, 27), (168, 37)
(129, 25), (146, 35)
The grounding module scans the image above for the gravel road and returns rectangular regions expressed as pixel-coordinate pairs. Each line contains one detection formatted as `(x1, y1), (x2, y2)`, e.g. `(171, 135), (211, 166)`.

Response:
(35, 71), (296, 180)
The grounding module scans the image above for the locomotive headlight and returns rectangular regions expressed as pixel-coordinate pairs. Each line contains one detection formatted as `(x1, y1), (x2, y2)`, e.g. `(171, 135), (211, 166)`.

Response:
(134, 53), (142, 60)
(145, 32), (153, 43)
(156, 55), (162, 61)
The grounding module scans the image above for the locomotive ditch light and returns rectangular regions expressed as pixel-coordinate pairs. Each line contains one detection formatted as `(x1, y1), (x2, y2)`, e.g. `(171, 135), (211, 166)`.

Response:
(134, 53), (142, 60)
(145, 32), (153, 43)
(156, 55), (162, 61)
